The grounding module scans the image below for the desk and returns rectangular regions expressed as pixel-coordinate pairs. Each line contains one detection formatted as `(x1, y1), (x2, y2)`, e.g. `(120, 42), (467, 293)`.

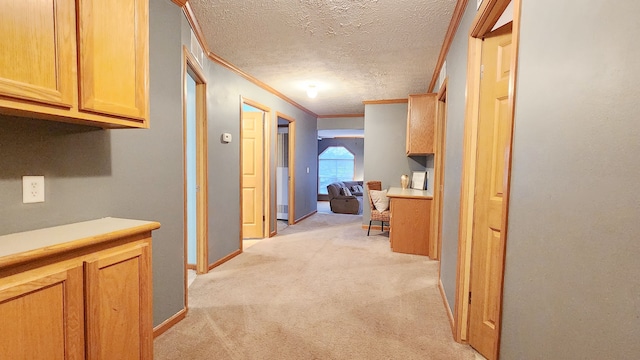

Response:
(387, 187), (433, 256)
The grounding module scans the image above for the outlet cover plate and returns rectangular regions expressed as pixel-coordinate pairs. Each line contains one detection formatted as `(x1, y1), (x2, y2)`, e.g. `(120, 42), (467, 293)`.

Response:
(23, 176), (45, 203)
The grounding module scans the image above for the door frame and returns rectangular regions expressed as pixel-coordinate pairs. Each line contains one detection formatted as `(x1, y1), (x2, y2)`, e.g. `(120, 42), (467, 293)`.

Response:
(275, 112), (296, 231)
(454, 0), (521, 357)
(239, 98), (272, 247)
(181, 46), (209, 295)
(432, 78), (448, 261)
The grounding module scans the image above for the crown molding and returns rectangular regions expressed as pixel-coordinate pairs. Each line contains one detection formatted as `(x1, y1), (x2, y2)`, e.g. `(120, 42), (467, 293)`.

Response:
(317, 114), (365, 118)
(181, 3), (318, 118)
(362, 99), (408, 105)
(171, 0), (188, 7)
(428, 0), (470, 92)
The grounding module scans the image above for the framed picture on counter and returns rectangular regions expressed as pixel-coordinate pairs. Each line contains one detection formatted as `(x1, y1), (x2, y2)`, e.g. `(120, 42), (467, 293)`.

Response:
(411, 171), (427, 190)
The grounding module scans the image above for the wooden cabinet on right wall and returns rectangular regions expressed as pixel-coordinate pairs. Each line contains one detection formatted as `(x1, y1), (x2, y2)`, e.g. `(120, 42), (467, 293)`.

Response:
(406, 93), (437, 155)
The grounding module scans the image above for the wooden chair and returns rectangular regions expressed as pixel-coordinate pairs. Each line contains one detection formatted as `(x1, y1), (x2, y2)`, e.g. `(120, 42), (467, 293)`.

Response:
(365, 181), (390, 236)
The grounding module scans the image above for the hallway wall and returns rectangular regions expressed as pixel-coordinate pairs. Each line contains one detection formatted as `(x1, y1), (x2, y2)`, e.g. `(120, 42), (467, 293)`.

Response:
(437, 1), (477, 311)
(180, 15), (319, 263)
(438, 1), (640, 358)
(501, 1), (640, 358)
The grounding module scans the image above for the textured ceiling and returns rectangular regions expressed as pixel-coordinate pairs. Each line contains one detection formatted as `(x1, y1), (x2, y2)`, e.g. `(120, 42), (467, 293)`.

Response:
(189, 0), (456, 115)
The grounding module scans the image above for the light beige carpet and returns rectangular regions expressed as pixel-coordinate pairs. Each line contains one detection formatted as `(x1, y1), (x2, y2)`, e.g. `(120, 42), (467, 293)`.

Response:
(154, 213), (476, 359)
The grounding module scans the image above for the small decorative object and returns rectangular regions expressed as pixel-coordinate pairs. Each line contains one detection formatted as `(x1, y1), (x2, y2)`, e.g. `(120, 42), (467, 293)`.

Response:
(400, 174), (409, 189)
(411, 171), (427, 190)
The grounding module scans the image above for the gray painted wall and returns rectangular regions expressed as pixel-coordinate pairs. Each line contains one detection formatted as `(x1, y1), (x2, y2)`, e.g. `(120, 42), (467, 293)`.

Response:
(362, 103), (429, 224)
(438, 1), (476, 315)
(438, 1), (640, 358)
(180, 13), (318, 262)
(317, 116), (364, 130)
(500, 1), (640, 358)
(0, 118), (113, 234)
(0, 0), (185, 326)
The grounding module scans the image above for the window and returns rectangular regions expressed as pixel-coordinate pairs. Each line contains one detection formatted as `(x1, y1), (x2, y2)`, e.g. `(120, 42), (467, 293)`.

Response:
(318, 146), (355, 194)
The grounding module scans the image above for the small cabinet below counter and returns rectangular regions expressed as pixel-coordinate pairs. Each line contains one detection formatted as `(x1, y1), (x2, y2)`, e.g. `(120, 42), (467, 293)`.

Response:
(0, 217), (160, 360)
(387, 187), (432, 257)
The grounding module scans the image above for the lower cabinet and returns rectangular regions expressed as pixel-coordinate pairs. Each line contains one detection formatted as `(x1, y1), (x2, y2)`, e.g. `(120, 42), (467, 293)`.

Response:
(85, 241), (153, 360)
(0, 263), (85, 360)
(0, 218), (157, 360)
(390, 197), (432, 256)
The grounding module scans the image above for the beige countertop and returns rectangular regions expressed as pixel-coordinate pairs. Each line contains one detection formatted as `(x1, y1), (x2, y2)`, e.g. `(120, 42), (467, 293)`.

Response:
(386, 187), (433, 199)
(0, 217), (160, 268)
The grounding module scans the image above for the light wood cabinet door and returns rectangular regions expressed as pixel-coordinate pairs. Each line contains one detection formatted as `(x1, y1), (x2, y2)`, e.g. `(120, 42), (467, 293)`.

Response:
(0, 263), (84, 360)
(0, 0), (75, 109)
(77, 0), (149, 123)
(84, 240), (152, 360)
(406, 94), (436, 155)
(390, 198), (431, 256)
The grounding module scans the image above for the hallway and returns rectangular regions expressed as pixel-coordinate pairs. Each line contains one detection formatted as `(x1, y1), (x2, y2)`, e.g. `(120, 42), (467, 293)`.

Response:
(155, 213), (477, 359)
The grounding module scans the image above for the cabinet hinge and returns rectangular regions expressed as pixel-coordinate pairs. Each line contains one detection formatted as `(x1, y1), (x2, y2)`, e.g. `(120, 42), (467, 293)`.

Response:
(469, 291), (472, 304)
(263, 215), (266, 222)
(480, 64), (484, 79)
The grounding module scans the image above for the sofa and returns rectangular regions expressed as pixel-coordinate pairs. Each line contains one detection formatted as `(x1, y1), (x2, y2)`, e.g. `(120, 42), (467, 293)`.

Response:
(326, 181), (364, 214)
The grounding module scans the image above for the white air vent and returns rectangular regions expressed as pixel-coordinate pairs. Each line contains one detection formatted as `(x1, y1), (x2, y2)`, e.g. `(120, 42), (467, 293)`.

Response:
(190, 30), (204, 67)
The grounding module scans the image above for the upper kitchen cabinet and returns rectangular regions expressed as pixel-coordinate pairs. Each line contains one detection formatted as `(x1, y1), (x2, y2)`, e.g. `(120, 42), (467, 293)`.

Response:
(406, 93), (436, 155)
(0, 1), (76, 110)
(0, 0), (149, 129)
(77, 0), (148, 122)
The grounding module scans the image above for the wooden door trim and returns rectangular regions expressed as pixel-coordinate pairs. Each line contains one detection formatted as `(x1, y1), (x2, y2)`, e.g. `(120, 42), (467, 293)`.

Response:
(182, 46), (209, 316)
(454, 1), (521, 358)
(432, 78), (448, 261)
(276, 112), (297, 228)
(240, 98), (272, 248)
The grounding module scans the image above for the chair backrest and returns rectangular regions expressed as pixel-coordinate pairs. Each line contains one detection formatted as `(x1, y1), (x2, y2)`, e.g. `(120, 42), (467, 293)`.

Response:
(326, 182), (343, 199)
(365, 181), (382, 211)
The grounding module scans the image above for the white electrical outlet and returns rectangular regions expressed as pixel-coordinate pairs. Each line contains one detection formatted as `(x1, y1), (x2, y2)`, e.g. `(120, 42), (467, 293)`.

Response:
(23, 176), (45, 203)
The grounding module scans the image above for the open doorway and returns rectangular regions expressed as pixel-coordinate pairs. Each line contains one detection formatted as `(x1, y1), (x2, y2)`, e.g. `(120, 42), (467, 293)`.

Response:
(240, 99), (271, 249)
(182, 46), (208, 299)
(275, 112), (296, 232)
(454, 1), (521, 359)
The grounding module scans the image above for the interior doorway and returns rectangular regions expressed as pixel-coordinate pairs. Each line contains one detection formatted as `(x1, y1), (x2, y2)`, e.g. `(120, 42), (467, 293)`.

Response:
(454, 1), (520, 359)
(240, 99), (271, 245)
(182, 46), (209, 293)
(275, 112), (296, 230)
